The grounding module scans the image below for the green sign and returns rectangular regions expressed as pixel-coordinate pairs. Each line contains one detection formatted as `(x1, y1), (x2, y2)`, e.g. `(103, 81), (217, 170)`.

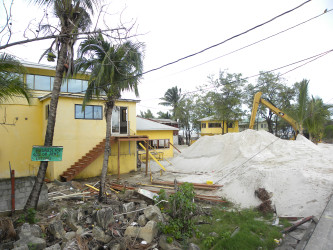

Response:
(31, 146), (63, 161)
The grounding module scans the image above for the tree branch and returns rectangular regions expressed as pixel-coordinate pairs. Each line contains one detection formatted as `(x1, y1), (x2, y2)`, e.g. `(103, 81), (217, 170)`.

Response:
(0, 28), (127, 50)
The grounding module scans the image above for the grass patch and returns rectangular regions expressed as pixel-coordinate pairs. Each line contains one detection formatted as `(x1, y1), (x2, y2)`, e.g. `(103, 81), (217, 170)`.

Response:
(192, 207), (285, 250)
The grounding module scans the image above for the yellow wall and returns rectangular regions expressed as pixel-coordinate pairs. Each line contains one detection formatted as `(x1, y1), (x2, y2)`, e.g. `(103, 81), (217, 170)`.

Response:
(42, 97), (137, 180)
(1, 64), (139, 180)
(1, 94), (138, 180)
(136, 130), (174, 158)
(0, 97), (43, 179)
(201, 120), (239, 135)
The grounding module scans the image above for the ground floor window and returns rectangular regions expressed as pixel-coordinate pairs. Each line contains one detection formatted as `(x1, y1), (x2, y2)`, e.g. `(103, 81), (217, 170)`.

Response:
(208, 122), (221, 128)
(138, 139), (170, 150)
(75, 104), (103, 120)
(227, 122), (234, 128)
(201, 123), (206, 128)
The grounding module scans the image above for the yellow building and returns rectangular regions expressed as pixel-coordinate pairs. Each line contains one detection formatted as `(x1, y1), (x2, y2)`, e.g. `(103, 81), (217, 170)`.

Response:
(0, 61), (148, 181)
(136, 117), (179, 159)
(198, 116), (239, 136)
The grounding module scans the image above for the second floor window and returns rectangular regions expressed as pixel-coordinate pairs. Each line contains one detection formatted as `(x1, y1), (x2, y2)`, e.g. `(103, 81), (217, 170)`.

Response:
(75, 104), (103, 120)
(26, 74), (88, 93)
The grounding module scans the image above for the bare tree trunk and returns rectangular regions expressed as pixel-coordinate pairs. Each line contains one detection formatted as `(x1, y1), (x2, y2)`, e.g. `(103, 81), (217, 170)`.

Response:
(99, 101), (114, 202)
(24, 42), (67, 210)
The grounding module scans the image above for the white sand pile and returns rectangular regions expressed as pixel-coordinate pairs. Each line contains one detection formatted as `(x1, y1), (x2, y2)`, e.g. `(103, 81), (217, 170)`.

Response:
(169, 130), (333, 217)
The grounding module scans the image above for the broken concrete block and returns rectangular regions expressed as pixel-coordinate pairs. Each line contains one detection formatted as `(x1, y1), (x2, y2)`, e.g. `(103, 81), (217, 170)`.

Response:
(92, 226), (112, 244)
(61, 208), (79, 231)
(124, 225), (140, 238)
(65, 231), (76, 241)
(93, 207), (114, 230)
(138, 214), (147, 227)
(123, 202), (136, 219)
(45, 243), (61, 250)
(144, 205), (164, 223)
(188, 242), (200, 250)
(48, 220), (66, 239)
(14, 235), (46, 250)
(14, 223), (46, 250)
(139, 221), (158, 243)
(158, 235), (182, 250)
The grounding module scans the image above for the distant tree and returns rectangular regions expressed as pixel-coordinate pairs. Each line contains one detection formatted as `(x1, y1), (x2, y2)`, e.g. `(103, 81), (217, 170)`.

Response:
(157, 111), (171, 119)
(209, 71), (246, 134)
(293, 79), (310, 134)
(139, 109), (154, 118)
(246, 72), (295, 135)
(0, 53), (30, 103)
(191, 92), (215, 132)
(159, 86), (183, 118)
(175, 96), (195, 145)
(75, 35), (144, 201)
(304, 96), (332, 141)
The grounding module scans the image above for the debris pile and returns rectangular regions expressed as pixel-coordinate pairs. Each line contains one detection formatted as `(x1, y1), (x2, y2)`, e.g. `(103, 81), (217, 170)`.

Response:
(170, 129), (333, 217)
(1, 187), (191, 249)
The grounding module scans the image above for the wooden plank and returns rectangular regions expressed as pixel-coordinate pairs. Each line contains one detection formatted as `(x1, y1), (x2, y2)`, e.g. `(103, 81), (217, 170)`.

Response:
(139, 143), (166, 171)
(151, 180), (222, 188)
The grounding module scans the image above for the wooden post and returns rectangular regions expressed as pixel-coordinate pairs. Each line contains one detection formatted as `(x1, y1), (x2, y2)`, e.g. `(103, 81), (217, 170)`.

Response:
(145, 140), (148, 176)
(117, 139), (120, 180)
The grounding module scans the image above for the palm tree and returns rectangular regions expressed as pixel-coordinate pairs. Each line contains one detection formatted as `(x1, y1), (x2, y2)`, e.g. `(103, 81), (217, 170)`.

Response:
(25, 0), (98, 210)
(294, 79), (309, 134)
(305, 96), (331, 141)
(0, 53), (30, 103)
(75, 34), (144, 201)
(159, 86), (183, 118)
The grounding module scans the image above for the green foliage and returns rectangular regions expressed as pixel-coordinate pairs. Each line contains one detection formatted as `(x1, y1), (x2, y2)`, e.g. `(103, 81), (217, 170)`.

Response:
(324, 125), (333, 139)
(139, 109), (155, 118)
(209, 70), (246, 133)
(17, 208), (38, 224)
(160, 182), (197, 240)
(193, 208), (283, 250)
(154, 189), (167, 210)
(0, 53), (30, 104)
(159, 86), (183, 118)
(157, 111), (172, 119)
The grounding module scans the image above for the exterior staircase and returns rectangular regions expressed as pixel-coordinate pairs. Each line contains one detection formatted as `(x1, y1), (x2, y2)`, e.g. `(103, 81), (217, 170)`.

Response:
(60, 138), (114, 182)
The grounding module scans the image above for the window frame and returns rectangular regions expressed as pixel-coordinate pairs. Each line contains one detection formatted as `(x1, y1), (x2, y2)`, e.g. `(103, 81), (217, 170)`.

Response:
(201, 123), (206, 128)
(208, 122), (221, 128)
(75, 104), (103, 120)
(148, 139), (170, 149)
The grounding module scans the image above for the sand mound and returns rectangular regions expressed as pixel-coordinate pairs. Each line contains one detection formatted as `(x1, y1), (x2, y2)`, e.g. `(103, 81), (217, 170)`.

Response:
(170, 129), (333, 217)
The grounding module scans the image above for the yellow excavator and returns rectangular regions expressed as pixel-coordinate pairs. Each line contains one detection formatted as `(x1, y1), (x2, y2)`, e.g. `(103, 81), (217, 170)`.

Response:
(249, 92), (300, 139)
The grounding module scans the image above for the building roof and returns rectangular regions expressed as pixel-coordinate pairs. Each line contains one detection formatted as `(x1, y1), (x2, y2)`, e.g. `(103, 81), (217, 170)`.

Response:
(149, 118), (178, 124)
(38, 93), (140, 103)
(197, 115), (217, 122)
(136, 117), (179, 131)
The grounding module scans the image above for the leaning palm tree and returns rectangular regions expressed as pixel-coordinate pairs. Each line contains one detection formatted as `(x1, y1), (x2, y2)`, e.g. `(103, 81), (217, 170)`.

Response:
(0, 53), (30, 103)
(159, 86), (183, 118)
(25, 0), (98, 210)
(76, 34), (144, 201)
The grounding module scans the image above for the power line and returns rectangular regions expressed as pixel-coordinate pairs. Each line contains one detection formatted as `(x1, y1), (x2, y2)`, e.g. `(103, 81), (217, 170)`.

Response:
(44, 0), (312, 96)
(170, 9), (333, 76)
(138, 0), (312, 77)
(142, 48), (333, 102)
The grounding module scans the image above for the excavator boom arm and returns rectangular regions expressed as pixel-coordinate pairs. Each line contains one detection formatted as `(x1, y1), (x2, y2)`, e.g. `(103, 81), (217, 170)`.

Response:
(249, 92), (299, 136)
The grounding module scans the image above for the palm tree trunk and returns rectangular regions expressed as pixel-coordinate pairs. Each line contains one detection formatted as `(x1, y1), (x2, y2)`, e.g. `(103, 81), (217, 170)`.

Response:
(99, 101), (114, 201)
(24, 41), (67, 210)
